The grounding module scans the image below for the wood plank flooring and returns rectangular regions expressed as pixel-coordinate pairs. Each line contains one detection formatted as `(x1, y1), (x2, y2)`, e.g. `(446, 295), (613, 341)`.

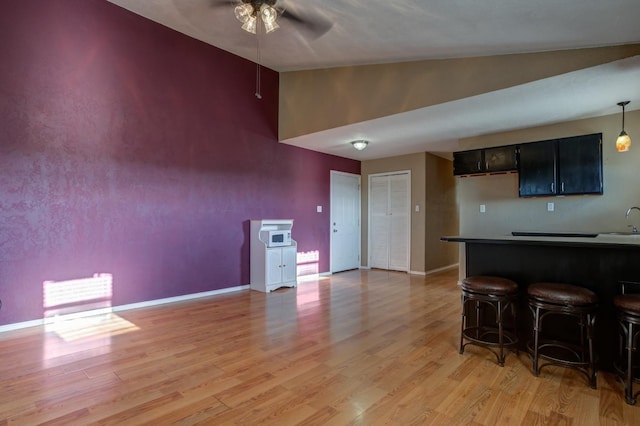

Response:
(0, 268), (638, 425)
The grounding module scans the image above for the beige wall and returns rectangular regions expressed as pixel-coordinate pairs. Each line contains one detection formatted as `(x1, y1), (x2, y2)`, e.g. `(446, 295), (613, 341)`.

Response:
(425, 154), (459, 271)
(279, 45), (640, 140)
(361, 152), (459, 274)
(457, 110), (640, 235)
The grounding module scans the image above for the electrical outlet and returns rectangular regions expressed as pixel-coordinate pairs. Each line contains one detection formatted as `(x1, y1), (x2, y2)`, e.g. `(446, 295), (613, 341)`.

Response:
(316, 205), (322, 213)
(547, 202), (554, 212)
(480, 204), (486, 213)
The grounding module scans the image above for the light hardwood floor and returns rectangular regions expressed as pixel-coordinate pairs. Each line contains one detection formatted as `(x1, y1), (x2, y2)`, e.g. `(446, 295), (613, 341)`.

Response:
(0, 268), (638, 425)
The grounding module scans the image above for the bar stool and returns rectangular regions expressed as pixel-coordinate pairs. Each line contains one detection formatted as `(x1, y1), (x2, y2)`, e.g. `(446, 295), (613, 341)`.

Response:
(459, 275), (518, 366)
(613, 283), (640, 405)
(528, 282), (598, 388)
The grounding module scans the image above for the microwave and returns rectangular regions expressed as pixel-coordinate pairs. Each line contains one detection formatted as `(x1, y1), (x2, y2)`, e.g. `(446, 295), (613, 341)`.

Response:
(267, 230), (292, 247)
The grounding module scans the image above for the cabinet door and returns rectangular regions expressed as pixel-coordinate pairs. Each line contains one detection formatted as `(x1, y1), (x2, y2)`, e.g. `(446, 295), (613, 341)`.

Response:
(485, 145), (517, 173)
(266, 248), (283, 286)
(557, 134), (603, 195)
(453, 150), (483, 175)
(281, 246), (297, 283)
(518, 140), (557, 197)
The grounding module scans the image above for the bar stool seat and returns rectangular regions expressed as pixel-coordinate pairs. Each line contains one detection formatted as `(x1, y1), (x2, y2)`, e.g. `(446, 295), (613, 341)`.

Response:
(460, 276), (519, 366)
(528, 282), (598, 388)
(613, 293), (640, 404)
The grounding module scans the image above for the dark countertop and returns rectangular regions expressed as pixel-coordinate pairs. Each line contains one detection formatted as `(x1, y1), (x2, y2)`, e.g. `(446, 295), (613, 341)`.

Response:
(441, 233), (640, 248)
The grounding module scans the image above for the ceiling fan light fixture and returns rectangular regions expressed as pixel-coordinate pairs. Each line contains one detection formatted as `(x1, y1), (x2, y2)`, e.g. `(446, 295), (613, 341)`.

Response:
(616, 101), (631, 153)
(234, 3), (254, 23)
(260, 4), (278, 24)
(351, 140), (369, 151)
(241, 15), (257, 34)
(263, 17), (279, 33)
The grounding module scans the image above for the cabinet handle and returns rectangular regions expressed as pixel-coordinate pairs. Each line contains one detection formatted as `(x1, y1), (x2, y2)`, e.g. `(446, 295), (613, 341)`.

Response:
(561, 182), (565, 193)
(477, 161), (481, 171)
(551, 182), (555, 193)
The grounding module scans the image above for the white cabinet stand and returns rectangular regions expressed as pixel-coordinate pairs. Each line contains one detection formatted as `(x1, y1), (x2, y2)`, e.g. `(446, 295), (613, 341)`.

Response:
(250, 219), (297, 292)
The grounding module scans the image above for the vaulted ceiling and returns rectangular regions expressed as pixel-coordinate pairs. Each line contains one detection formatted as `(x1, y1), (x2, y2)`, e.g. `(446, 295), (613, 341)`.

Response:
(106, 0), (640, 159)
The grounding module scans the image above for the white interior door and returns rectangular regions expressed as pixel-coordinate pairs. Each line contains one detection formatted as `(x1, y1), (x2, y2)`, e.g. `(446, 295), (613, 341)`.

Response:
(368, 172), (410, 271)
(330, 171), (361, 273)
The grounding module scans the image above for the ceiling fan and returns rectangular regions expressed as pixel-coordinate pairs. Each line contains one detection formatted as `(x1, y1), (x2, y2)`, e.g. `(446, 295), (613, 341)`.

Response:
(212, 0), (333, 39)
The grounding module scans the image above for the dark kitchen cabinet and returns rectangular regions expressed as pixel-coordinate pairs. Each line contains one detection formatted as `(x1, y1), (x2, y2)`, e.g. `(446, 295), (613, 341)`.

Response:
(453, 149), (483, 175)
(453, 145), (517, 176)
(518, 133), (602, 197)
(484, 145), (518, 173)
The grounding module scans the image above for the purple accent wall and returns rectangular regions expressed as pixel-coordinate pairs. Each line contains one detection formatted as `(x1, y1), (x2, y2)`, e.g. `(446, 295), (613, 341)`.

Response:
(0, 0), (360, 325)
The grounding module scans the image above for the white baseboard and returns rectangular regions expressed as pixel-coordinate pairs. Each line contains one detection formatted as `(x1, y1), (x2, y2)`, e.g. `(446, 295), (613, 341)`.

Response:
(0, 284), (250, 333)
(425, 263), (459, 275)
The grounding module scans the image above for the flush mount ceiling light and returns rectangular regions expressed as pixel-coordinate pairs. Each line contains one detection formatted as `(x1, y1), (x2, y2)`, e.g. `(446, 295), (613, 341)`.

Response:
(351, 140), (369, 151)
(616, 101), (631, 153)
(234, 0), (280, 34)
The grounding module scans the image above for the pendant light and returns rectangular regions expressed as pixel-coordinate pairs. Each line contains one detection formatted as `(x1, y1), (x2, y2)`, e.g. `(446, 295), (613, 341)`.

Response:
(616, 101), (631, 152)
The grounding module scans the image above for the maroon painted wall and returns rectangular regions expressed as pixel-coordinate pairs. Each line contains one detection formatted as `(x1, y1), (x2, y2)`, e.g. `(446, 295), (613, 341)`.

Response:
(0, 0), (360, 325)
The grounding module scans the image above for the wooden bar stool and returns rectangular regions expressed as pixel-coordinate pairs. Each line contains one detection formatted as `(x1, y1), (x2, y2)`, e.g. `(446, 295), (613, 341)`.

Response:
(528, 282), (598, 388)
(613, 281), (640, 404)
(459, 275), (519, 366)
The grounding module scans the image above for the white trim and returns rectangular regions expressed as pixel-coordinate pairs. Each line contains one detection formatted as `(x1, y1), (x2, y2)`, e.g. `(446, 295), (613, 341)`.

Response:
(0, 284), (249, 333)
(425, 263), (459, 275)
(297, 272), (332, 282)
(410, 263), (458, 276)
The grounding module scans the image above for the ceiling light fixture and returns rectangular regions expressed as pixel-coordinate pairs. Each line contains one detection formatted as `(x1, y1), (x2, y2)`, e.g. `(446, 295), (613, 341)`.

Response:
(351, 140), (369, 151)
(234, 1), (280, 34)
(616, 101), (631, 152)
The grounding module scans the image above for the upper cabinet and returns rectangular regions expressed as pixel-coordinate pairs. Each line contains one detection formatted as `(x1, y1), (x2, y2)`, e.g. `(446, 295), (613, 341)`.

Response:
(453, 133), (603, 198)
(453, 149), (483, 175)
(518, 133), (603, 197)
(453, 145), (517, 176)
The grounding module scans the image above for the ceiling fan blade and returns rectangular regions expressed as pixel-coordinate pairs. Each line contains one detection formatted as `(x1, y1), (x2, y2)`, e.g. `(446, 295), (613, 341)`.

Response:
(280, 7), (334, 39)
(209, 0), (238, 8)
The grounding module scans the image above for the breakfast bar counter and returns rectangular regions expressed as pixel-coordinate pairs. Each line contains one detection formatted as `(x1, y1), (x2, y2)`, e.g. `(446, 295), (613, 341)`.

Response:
(441, 233), (640, 370)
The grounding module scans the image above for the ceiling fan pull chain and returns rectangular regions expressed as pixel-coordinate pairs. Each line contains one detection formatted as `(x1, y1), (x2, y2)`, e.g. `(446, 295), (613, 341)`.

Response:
(255, 20), (262, 99)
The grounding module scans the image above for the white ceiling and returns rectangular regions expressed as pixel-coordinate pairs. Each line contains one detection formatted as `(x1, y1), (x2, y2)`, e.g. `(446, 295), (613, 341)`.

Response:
(106, 0), (640, 160)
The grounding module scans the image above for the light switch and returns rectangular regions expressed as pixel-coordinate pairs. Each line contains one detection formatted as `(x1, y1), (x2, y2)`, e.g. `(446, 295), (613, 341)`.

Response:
(415, 204), (420, 212)
(480, 204), (486, 213)
(316, 205), (322, 213)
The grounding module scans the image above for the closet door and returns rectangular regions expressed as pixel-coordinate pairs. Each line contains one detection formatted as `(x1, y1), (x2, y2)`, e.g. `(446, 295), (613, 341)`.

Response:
(368, 172), (410, 271)
(369, 175), (390, 269)
(388, 174), (410, 271)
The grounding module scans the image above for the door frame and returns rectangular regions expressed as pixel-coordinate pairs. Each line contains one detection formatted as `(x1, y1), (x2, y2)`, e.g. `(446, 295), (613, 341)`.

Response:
(367, 170), (411, 271)
(330, 170), (362, 274)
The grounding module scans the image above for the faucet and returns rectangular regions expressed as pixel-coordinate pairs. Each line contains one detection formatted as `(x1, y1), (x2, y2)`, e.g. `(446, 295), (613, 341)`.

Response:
(626, 206), (640, 233)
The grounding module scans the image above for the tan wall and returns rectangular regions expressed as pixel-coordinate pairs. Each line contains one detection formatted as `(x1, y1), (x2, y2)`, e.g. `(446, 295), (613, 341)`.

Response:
(361, 152), (459, 274)
(279, 45), (640, 140)
(425, 154), (459, 271)
(457, 110), (640, 236)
